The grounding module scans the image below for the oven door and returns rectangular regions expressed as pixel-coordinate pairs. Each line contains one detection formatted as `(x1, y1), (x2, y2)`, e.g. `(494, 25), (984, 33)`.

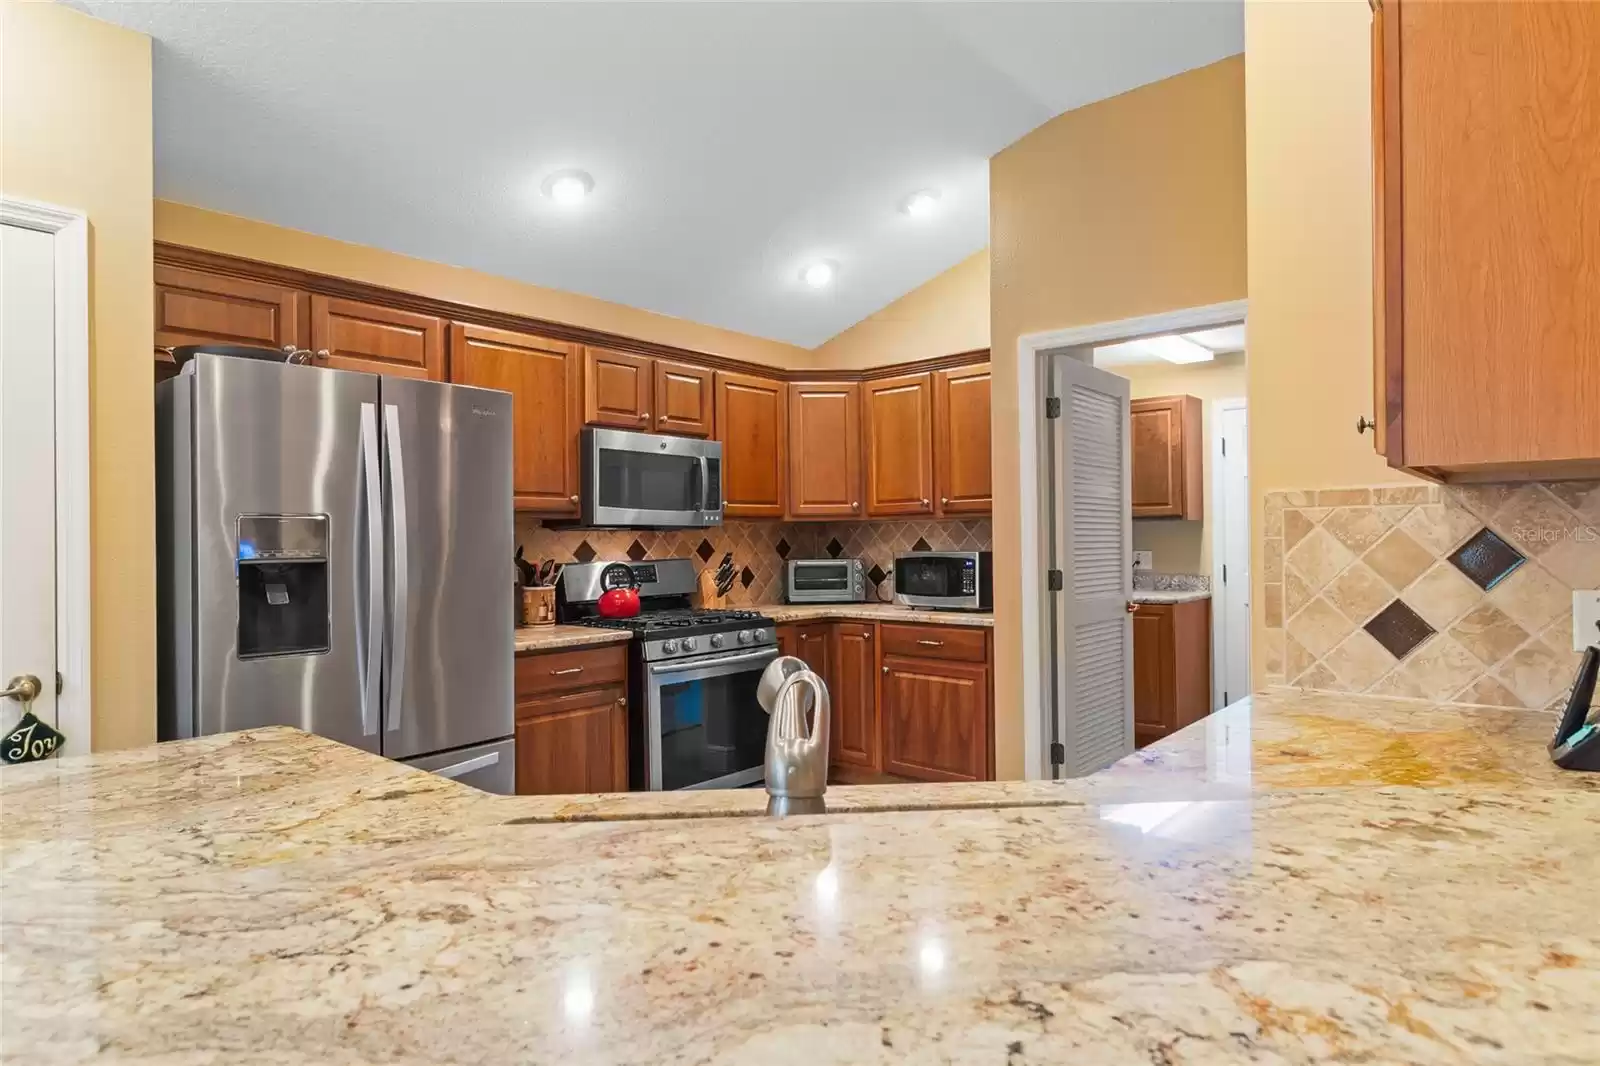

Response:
(788, 561), (855, 603)
(583, 427), (722, 528)
(644, 646), (778, 790)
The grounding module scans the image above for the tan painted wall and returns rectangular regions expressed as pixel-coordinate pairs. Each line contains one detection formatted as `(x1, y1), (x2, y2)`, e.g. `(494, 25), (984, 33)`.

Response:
(155, 201), (811, 370)
(2, 2), (154, 751)
(990, 56), (1247, 779)
(810, 250), (990, 369)
(1244, 0), (1417, 687)
(1114, 353), (1247, 577)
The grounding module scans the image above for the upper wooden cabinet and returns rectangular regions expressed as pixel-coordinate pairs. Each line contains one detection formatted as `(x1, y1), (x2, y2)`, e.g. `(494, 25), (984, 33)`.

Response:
(1130, 395), (1202, 520)
(449, 323), (582, 515)
(715, 370), (788, 518)
(1372, 0), (1600, 479)
(154, 264), (307, 359)
(583, 347), (653, 430)
(787, 381), (862, 519)
(652, 359), (714, 438)
(863, 372), (935, 517)
(311, 295), (444, 380)
(933, 362), (991, 515)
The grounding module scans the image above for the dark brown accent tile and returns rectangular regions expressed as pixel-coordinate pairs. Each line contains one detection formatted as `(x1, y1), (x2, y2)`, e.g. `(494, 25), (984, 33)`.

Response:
(1363, 599), (1437, 659)
(1448, 527), (1527, 590)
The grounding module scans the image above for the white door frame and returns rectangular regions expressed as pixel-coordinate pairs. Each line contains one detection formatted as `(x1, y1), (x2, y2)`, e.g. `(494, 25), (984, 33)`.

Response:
(1210, 397), (1249, 709)
(1017, 298), (1247, 780)
(2, 197), (91, 754)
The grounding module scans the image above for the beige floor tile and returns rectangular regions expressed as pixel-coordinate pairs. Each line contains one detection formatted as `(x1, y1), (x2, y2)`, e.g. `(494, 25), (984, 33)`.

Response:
(1362, 528), (1435, 592)
(1485, 559), (1569, 632)
(1543, 480), (1600, 523)
(1323, 560), (1395, 624)
(1321, 507), (1393, 555)
(1446, 484), (1516, 523)
(1286, 527), (1357, 592)
(1399, 501), (1482, 559)
(1285, 595), (1354, 659)
(1392, 636), (1482, 702)
(1535, 533), (1600, 590)
(1454, 674), (1526, 709)
(1402, 562), (1483, 631)
(1447, 603), (1530, 666)
(1293, 662), (1341, 691)
(1494, 636), (1573, 709)
(1369, 666), (1428, 700)
(1321, 629), (1395, 691)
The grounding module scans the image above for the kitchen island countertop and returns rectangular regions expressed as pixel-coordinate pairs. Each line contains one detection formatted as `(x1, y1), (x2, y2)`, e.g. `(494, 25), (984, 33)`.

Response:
(3, 689), (1596, 1063)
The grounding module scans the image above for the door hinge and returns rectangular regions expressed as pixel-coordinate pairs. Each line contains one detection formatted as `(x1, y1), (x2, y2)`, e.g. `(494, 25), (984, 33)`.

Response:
(1221, 438), (1226, 457)
(1047, 569), (1063, 591)
(1049, 742), (1065, 766)
(1224, 690), (1230, 704)
(1222, 564), (1227, 584)
(1044, 396), (1061, 419)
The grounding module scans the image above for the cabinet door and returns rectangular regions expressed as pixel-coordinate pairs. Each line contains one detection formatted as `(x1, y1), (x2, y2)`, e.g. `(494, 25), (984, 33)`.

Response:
(933, 363), (991, 515)
(154, 264), (307, 360)
(776, 624), (799, 659)
(1130, 395), (1202, 520)
(795, 624), (833, 685)
(584, 347), (653, 430)
(787, 382), (862, 519)
(450, 323), (582, 515)
(715, 370), (788, 518)
(880, 655), (989, 782)
(515, 686), (628, 795)
(1131, 605), (1174, 749)
(1371, 0), (1397, 461)
(310, 295), (444, 380)
(863, 372), (934, 516)
(654, 359), (715, 438)
(829, 623), (878, 771)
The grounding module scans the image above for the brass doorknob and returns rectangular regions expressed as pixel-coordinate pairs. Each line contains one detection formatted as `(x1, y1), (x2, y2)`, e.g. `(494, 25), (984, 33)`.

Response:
(1, 675), (42, 702)
(1356, 416), (1376, 434)
(1126, 602), (1141, 614)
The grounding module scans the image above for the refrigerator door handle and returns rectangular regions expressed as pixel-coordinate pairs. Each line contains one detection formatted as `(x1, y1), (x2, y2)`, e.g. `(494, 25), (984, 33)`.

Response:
(431, 750), (501, 779)
(360, 403), (382, 737)
(384, 404), (410, 735)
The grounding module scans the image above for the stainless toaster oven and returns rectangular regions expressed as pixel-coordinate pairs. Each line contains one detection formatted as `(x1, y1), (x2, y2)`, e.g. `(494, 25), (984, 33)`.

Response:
(785, 559), (867, 604)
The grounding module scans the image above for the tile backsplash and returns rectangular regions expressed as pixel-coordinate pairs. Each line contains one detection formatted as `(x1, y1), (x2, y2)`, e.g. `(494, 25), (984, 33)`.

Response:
(1263, 483), (1598, 711)
(516, 517), (992, 607)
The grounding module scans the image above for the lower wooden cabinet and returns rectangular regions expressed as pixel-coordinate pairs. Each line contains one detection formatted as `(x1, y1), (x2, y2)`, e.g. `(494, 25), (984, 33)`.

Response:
(830, 623), (878, 771)
(1131, 599), (1212, 749)
(514, 643), (630, 795)
(880, 654), (990, 783)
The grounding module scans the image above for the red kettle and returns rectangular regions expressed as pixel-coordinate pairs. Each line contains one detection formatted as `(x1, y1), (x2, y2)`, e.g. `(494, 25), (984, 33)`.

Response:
(597, 563), (642, 619)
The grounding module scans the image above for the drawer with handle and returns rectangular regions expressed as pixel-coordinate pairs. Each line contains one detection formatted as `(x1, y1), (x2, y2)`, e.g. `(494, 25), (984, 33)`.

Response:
(515, 643), (628, 699)
(879, 623), (988, 664)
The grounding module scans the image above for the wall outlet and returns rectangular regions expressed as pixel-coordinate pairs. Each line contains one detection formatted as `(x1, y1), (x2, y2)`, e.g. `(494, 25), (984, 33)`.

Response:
(1133, 551), (1154, 571)
(1573, 591), (1600, 651)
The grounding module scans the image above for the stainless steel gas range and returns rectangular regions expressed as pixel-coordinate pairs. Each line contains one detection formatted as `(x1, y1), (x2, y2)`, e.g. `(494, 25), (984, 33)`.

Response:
(555, 559), (777, 790)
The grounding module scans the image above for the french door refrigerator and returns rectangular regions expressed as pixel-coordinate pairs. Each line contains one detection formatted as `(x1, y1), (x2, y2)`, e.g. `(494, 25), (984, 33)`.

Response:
(156, 352), (514, 793)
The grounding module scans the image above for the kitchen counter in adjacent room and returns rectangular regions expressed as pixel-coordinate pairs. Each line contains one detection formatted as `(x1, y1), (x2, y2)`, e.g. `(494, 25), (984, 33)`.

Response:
(762, 602), (994, 627)
(1129, 589), (1211, 604)
(513, 624), (633, 652)
(3, 689), (1596, 1063)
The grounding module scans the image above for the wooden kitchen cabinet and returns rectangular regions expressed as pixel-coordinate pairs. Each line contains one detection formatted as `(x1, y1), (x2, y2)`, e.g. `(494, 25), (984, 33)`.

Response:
(933, 362), (991, 515)
(1131, 599), (1212, 749)
(154, 264), (308, 365)
(879, 623), (991, 782)
(310, 295), (444, 380)
(450, 323), (582, 515)
(653, 359), (715, 437)
(583, 347), (653, 430)
(1371, 1), (1600, 479)
(514, 643), (630, 795)
(863, 372), (935, 517)
(795, 624), (832, 687)
(829, 623), (878, 773)
(1130, 395), (1202, 520)
(715, 370), (788, 518)
(787, 382), (863, 519)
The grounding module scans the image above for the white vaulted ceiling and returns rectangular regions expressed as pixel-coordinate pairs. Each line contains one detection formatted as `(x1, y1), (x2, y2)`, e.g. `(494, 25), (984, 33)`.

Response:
(77, 1), (1242, 347)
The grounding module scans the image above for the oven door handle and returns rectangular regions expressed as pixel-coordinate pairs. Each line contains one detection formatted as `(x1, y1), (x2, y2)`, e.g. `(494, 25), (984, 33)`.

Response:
(646, 648), (777, 683)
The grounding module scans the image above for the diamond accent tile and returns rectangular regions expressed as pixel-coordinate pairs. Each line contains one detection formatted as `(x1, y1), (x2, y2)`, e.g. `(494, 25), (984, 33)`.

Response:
(911, 536), (933, 553)
(626, 539), (649, 562)
(1447, 527), (1526, 590)
(867, 564), (888, 587)
(739, 566), (755, 589)
(571, 540), (597, 565)
(826, 538), (844, 559)
(775, 537), (791, 560)
(1363, 599), (1436, 660)
(695, 539), (715, 563)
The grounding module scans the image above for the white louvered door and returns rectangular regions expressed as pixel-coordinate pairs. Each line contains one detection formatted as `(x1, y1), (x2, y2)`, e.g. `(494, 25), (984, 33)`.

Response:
(1047, 356), (1131, 777)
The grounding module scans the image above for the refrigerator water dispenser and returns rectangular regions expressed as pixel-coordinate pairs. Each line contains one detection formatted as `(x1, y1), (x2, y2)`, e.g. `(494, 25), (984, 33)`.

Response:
(236, 515), (330, 659)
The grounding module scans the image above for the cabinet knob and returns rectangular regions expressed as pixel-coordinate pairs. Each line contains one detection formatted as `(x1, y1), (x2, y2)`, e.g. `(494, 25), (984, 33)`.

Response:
(316, 349), (330, 361)
(851, 501), (859, 511)
(640, 412), (650, 421)
(1127, 602), (1141, 613)
(1356, 416), (1376, 435)
(940, 497), (949, 506)
(569, 495), (579, 504)
(882, 665), (889, 674)
(920, 498), (929, 508)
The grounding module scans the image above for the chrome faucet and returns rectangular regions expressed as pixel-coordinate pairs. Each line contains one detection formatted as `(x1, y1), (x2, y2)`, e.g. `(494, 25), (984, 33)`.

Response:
(757, 656), (830, 816)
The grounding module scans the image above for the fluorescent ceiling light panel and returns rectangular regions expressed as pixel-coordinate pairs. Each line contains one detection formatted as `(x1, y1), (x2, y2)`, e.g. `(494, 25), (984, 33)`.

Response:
(1137, 334), (1214, 364)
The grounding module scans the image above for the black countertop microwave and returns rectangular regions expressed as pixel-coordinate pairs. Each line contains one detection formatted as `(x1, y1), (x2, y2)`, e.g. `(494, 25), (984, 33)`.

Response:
(893, 551), (993, 611)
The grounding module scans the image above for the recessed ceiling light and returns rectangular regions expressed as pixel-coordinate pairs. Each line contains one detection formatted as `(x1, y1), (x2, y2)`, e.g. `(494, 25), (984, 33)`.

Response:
(1136, 334), (1215, 365)
(900, 189), (941, 218)
(542, 169), (594, 206)
(801, 261), (837, 289)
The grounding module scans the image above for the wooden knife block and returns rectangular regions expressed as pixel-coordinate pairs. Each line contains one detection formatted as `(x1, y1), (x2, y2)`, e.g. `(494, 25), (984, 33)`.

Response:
(696, 569), (728, 610)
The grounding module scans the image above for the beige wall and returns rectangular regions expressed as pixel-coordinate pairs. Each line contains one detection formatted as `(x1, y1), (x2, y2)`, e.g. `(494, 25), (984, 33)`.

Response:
(155, 201), (811, 370)
(1113, 353), (1247, 577)
(990, 56), (1247, 779)
(2, 3), (155, 750)
(1244, 0), (1417, 687)
(811, 250), (990, 369)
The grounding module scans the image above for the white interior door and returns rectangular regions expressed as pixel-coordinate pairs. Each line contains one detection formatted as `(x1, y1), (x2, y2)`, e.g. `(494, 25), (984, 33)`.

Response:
(1218, 402), (1250, 706)
(0, 222), (59, 738)
(1045, 354), (1132, 778)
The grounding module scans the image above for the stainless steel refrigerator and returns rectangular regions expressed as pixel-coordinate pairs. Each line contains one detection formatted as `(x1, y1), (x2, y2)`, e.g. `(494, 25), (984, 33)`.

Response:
(156, 352), (514, 793)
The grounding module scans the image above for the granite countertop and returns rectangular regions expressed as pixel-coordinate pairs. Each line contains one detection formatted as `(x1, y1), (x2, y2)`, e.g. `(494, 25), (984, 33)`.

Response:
(1129, 589), (1211, 604)
(3, 689), (1597, 1063)
(762, 602), (994, 627)
(514, 624), (632, 652)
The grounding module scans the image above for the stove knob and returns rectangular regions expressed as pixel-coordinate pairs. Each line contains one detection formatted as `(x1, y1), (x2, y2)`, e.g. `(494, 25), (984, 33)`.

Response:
(682, 636), (698, 653)
(754, 629), (770, 644)
(661, 639), (678, 655)
(737, 629), (752, 646)
(710, 633), (725, 649)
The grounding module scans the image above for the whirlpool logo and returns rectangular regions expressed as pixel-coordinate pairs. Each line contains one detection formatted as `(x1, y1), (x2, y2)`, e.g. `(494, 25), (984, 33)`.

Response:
(470, 406), (498, 418)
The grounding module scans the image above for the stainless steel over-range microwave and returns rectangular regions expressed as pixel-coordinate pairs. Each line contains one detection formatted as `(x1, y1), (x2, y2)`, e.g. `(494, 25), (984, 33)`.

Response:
(894, 551), (993, 611)
(581, 427), (722, 528)
(786, 558), (867, 603)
